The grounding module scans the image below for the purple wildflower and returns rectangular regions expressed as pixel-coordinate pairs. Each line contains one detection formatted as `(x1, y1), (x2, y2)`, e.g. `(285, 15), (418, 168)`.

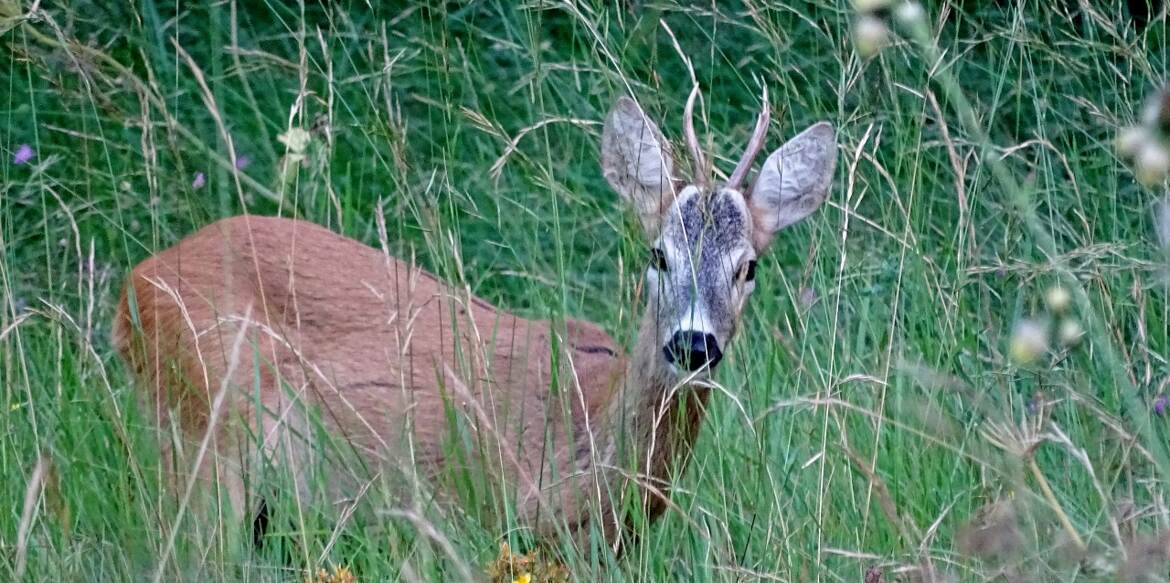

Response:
(192, 172), (206, 189)
(1155, 394), (1169, 416)
(13, 144), (34, 165)
(1026, 391), (1047, 417)
(799, 287), (818, 309)
(234, 154), (251, 170)
(1026, 398), (1041, 417)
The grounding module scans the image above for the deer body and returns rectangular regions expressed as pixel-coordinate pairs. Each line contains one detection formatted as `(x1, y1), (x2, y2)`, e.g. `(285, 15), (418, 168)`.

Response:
(115, 215), (641, 532)
(114, 88), (837, 545)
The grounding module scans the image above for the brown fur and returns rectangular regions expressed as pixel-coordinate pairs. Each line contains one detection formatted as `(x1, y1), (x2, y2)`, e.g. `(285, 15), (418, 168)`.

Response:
(113, 215), (704, 542)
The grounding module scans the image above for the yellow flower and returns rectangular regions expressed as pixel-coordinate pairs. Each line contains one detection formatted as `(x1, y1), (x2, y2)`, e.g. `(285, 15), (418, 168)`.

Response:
(311, 565), (355, 583)
(334, 566), (355, 583)
(513, 574), (531, 583)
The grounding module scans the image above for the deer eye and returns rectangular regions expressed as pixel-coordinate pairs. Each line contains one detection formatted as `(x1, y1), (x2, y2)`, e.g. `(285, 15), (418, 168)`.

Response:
(649, 248), (669, 272)
(739, 260), (757, 282)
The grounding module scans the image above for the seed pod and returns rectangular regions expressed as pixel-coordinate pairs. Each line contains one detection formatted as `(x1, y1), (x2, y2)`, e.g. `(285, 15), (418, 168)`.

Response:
(1058, 319), (1084, 347)
(1135, 141), (1170, 187)
(1044, 286), (1071, 313)
(1115, 126), (1149, 160)
(1009, 319), (1049, 365)
(853, 16), (890, 58)
(895, 2), (926, 26)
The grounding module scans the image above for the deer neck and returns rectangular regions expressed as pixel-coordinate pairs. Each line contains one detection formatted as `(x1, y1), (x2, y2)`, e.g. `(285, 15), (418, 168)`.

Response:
(597, 307), (712, 488)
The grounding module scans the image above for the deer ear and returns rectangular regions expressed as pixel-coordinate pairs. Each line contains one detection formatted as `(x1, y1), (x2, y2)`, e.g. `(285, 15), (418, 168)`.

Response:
(601, 97), (677, 237)
(748, 122), (837, 250)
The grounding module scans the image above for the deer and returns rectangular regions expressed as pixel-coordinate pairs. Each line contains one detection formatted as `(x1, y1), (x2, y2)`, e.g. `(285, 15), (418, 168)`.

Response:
(112, 85), (837, 550)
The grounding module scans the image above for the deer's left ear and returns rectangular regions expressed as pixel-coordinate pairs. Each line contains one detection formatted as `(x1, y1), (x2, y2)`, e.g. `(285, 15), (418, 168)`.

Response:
(748, 122), (837, 251)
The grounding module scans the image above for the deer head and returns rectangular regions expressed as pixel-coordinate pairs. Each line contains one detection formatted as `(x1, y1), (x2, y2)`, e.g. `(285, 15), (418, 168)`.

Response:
(600, 85), (837, 376)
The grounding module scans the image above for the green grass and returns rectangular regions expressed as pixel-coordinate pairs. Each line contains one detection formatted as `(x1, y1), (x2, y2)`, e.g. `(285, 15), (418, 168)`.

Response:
(2, 0), (1169, 580)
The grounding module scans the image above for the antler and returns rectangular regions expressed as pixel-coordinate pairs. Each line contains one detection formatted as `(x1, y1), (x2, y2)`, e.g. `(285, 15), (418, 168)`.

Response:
(726, 85), (770, 193)
(683, 83), (708, 189)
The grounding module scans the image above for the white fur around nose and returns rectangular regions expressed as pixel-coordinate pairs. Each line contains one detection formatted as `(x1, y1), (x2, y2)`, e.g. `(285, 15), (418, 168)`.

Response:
(674, 301), (716, 340)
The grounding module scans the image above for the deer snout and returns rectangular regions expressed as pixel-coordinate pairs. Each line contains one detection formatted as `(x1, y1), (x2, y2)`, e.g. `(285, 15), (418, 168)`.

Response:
(664, 330), (723, 372)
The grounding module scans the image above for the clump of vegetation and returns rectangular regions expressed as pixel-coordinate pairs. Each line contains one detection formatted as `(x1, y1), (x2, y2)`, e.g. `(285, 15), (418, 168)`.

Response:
(485, 542), (569, 583)
(309, 564), (356, 583)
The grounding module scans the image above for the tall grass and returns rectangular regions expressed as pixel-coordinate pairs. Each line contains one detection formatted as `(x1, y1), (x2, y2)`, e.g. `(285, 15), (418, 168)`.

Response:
(2, 0), (1169, 580)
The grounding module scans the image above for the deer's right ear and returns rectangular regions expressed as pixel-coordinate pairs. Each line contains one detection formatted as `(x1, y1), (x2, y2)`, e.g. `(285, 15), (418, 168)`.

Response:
(601, 97), (677, 237)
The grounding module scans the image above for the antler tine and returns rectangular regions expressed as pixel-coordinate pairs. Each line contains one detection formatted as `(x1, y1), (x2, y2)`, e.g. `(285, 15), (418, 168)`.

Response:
(726, 85), (771, 193)
(683, 83), (708, 189)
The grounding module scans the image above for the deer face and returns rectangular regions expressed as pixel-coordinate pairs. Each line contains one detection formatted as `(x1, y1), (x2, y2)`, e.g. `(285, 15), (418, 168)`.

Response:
(601, 87), (837, 376)
(647, 186), (753, 373)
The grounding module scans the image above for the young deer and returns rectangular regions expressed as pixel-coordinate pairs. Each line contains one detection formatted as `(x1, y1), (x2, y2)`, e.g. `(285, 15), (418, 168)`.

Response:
(113, 86), (836, 547)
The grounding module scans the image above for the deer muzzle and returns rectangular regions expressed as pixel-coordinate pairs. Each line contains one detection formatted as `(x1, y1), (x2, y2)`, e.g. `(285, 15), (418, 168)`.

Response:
(664, 330), (723, 372)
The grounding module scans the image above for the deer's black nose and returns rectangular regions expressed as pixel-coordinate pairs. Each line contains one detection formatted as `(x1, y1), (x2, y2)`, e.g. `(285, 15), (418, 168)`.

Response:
(664, 330), (723, 372)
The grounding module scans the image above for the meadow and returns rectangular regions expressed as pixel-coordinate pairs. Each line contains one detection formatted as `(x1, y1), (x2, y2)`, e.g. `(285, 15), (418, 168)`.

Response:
(2, 0), (1170, 580)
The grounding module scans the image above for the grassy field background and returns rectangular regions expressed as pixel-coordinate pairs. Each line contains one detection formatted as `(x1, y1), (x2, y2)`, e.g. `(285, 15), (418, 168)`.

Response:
(3, 0), (1170, 580)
